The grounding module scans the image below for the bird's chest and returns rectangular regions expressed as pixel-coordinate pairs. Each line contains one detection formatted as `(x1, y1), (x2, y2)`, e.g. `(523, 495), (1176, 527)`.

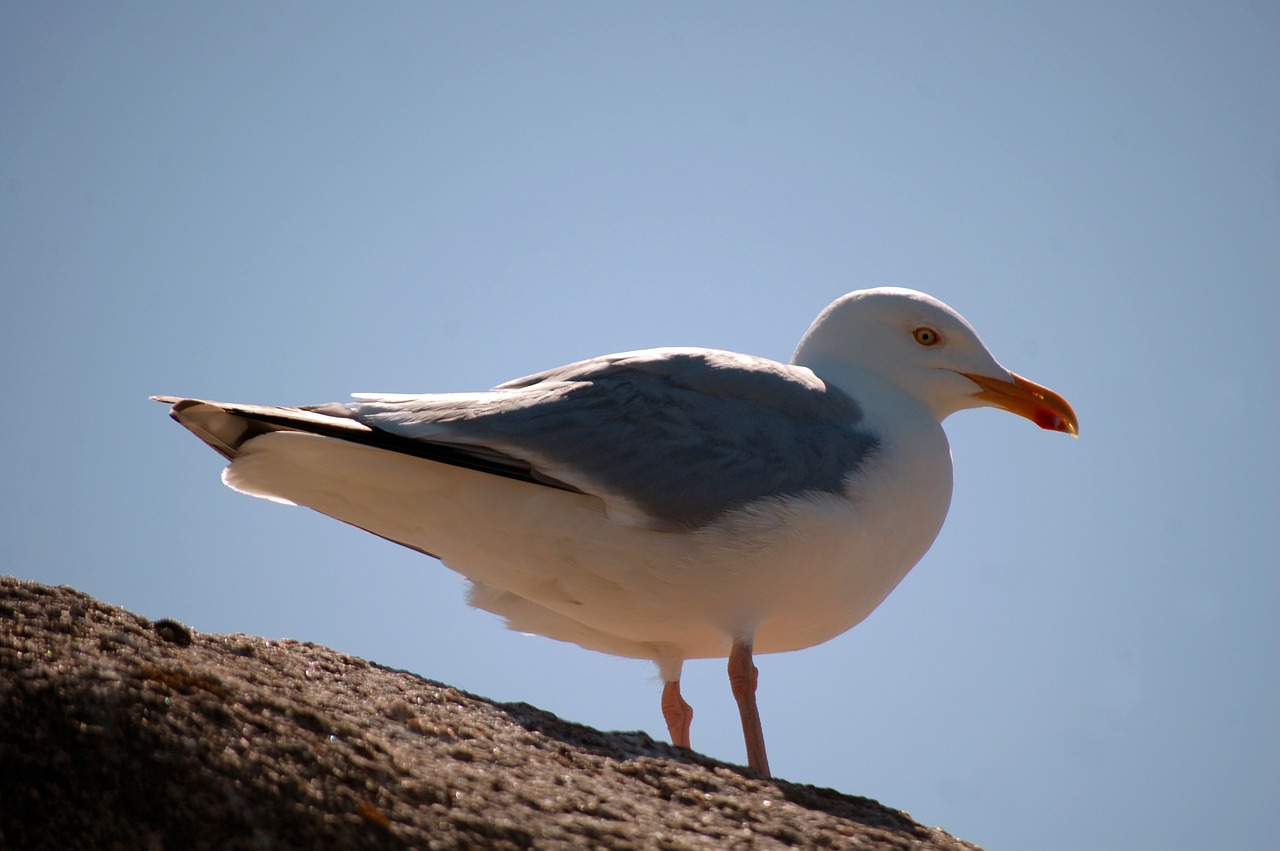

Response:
(729, 416), (955, 653)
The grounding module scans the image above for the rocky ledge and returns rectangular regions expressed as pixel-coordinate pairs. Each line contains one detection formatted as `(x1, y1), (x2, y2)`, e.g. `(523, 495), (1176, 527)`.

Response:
(0, 577), (979, 850)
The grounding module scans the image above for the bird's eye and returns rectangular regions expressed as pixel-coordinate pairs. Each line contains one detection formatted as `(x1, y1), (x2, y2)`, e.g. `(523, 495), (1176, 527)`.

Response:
(913, 327), (941, 347)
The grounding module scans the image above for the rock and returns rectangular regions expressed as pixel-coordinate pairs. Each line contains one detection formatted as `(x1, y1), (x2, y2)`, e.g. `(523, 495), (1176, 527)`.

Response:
(0, 577), (981, 850)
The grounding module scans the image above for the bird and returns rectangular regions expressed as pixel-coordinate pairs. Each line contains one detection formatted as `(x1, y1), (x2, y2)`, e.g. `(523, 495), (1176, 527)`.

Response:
(154, 287), (1077, 778)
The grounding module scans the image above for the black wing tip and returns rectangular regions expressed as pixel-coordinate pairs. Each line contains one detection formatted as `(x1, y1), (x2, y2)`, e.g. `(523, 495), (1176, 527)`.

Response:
(152, 394), (205, 411)
(152, 396), (210, 421)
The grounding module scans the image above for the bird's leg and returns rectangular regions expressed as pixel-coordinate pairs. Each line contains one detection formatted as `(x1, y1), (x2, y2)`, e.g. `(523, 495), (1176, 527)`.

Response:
(728, 639), (771, 777)
(661, 679), (693, 748)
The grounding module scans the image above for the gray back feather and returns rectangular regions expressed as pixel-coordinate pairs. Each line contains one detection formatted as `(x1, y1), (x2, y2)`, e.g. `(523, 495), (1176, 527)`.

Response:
(353, 349), (878, 529)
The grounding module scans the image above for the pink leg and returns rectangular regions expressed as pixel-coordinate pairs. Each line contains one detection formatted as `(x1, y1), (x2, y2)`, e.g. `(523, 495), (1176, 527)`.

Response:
(661, 680), (693, 748)
(728, 640), (771, 777)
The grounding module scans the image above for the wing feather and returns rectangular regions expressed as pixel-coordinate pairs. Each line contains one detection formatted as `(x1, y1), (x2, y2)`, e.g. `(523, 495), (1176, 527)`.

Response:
(350, 348), (878, 529)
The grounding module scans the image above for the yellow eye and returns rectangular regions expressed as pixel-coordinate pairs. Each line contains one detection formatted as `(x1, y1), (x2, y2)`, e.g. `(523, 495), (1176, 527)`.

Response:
(913, 327), (941, 347)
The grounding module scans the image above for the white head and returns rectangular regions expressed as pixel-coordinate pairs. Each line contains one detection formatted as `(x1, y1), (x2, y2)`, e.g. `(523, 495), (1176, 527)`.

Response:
(793, 287), (1077, 434)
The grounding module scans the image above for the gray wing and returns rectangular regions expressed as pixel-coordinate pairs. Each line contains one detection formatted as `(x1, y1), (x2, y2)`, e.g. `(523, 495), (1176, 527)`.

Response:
(351, 348), (879, 529)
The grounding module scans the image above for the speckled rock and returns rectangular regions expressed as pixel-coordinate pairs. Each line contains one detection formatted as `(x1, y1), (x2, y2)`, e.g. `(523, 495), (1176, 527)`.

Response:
(0, 577), (981, 850)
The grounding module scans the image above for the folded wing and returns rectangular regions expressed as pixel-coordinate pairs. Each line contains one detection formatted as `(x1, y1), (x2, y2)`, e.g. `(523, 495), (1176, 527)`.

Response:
(348, 348), (879, 529)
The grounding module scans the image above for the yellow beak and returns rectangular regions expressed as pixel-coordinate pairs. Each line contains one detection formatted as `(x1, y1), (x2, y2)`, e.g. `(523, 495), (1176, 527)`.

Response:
(961, 371), (1079, 437)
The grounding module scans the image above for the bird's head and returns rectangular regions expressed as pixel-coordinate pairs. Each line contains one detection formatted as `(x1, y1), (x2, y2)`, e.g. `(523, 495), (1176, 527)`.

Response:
(793, 287), (1078, 436)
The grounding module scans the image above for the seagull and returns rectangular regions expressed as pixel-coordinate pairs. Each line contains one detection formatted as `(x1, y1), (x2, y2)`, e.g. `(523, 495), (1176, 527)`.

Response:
(155, 287), (1077, 778)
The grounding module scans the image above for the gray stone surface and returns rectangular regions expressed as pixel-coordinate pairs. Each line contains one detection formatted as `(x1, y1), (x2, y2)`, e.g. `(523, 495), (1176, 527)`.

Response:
(0, 577), (981, 850)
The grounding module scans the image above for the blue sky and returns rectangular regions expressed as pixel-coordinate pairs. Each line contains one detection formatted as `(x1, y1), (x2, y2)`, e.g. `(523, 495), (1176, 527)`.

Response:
(3, 3), (1276, 849)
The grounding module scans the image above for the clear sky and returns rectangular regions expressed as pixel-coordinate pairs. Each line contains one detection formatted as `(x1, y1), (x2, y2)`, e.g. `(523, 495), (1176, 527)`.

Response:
(3, 4), (1276, 849)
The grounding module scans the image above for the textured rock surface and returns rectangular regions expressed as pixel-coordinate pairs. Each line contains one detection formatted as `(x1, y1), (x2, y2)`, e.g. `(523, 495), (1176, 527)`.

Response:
(0, 577), (981, 850)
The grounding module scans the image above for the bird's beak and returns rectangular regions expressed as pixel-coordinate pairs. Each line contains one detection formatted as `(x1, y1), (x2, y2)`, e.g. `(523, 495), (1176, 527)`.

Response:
(961, 371), (1079, 437)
